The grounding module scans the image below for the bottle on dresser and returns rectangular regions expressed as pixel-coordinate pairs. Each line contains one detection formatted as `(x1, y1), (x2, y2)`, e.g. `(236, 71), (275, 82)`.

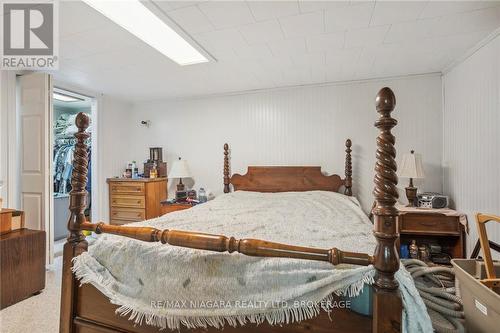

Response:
(150, 162), (158, 179)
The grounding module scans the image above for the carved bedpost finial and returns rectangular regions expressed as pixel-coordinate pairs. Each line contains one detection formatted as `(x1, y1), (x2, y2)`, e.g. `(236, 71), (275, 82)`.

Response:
(223, 143), (230, 193)
(344, 139), (352, 196)
(67, 112), (90, 243)
(372, 87), (399, 293)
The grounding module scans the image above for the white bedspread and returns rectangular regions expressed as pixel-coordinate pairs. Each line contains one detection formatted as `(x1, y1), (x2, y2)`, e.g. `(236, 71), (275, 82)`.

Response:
(73, 191), (432, 332)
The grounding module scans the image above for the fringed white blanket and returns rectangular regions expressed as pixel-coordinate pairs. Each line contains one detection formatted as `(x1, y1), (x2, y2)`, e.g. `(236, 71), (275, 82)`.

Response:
(73, 191), (432, 332)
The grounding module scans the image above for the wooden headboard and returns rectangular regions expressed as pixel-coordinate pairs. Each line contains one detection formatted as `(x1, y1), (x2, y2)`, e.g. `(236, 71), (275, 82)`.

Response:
(223, 139), (353, 195)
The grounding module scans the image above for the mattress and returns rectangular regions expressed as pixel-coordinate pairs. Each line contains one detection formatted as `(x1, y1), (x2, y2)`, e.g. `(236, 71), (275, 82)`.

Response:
(74, 191), (378, 329)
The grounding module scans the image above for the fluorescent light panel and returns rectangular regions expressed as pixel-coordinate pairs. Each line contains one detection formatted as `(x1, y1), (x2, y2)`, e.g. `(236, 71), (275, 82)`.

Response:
(53, 92), (84, 102)
(82, 0), (208, 66)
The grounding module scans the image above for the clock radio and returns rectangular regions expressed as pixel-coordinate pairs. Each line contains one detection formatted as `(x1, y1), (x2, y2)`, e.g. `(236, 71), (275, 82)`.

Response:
(417, 192), (449, 209)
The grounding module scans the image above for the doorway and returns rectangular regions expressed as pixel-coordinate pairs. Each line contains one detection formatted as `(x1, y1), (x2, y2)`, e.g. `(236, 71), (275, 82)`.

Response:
(52, 88), (94, 257)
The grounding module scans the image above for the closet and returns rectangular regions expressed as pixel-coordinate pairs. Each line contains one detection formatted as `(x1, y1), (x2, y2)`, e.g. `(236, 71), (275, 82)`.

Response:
(53, 90), (92, 241)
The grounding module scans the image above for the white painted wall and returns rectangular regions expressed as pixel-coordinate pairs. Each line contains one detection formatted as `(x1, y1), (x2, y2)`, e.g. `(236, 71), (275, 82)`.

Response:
(443, 33), (500, 257)
(96, 96), (135, 221)
(125, 74), (443, 213)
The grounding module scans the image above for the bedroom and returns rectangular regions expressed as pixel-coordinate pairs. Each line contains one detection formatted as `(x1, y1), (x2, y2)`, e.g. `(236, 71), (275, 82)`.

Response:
(0, 1), (499, 332)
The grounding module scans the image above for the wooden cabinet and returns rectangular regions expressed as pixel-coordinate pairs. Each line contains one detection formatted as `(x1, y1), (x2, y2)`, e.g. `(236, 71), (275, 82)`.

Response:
(0, 229), (46, 309)
(107, 178), (167, 225)
(398, 212), (466, 260)
(160, 202), (193, 215)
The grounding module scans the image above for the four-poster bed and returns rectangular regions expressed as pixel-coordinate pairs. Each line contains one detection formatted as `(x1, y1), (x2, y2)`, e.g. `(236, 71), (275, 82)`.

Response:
(60, 87), (402, 333)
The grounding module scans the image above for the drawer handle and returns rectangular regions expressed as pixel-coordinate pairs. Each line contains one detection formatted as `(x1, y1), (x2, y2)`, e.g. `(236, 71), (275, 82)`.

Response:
(137, 213), (141, 217)
(137, 200), (141, 204)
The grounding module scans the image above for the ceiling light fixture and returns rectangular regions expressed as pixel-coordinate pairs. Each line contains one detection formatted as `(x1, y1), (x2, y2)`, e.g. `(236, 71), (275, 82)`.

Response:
(82, 0), (209, 66)
(53, 92), (84, 102)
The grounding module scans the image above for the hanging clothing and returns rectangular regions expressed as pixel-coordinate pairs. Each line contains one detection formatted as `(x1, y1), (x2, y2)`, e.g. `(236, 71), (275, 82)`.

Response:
(53, 113), (92, 194)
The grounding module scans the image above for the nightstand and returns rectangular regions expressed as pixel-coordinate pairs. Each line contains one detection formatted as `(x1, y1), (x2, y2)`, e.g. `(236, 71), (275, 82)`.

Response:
(397, 207), (467, 261)
(161, 202), (193, 215)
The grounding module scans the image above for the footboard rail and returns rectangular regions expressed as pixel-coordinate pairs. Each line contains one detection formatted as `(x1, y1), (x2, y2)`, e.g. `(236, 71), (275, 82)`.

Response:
(80, 221), (373, 266)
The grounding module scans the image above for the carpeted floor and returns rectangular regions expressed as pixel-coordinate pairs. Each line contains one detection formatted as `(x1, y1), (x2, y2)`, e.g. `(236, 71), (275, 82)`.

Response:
(0, 256), (62, 333)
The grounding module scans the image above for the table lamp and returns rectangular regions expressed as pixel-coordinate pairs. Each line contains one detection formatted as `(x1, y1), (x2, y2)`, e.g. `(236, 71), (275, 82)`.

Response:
(168, 157), (192, 202)
(398, 150), (425, 207)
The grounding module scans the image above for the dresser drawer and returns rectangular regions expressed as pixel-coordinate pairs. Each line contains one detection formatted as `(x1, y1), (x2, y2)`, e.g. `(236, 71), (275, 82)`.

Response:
(110, 219), (132, 226)
(110, 195), (145, 209)
(399, 214), (459, 235)
(109, 182), (145, 195)
(110, 208), (145, 222)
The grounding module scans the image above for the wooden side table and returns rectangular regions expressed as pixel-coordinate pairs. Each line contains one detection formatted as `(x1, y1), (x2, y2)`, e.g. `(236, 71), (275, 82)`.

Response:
(397, 211), (466, 261)
(161, 202), (193, 215)
(0, 228), (46, 309)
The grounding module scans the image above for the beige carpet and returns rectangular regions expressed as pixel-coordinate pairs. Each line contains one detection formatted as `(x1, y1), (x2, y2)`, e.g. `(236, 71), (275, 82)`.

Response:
(0, 256), (62, 333)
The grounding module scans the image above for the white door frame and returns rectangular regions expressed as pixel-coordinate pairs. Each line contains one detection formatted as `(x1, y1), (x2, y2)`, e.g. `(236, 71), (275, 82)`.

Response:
(50, 83), (100, 244)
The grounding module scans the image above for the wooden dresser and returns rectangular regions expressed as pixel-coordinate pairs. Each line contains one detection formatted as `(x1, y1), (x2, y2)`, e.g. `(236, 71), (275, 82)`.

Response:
(107, 178), (167, 225)
(0, 228), (46, 309)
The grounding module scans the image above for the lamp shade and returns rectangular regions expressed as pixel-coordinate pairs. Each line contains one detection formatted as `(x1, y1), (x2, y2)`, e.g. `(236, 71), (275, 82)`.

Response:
(398, 150), (425, 179)
(168, 158), (192, 179)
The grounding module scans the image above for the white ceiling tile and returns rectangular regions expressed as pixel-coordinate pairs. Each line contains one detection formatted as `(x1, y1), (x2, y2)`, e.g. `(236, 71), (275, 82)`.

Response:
(167, 5), (215, 34)
(324, 2), (374, 32)
(54, 1), (500, 100)
(310, 66), (327, 83)
(384, 17), (440, 44)
(203, 45), (239, 62)
(370, 1), (427, 26)
(281, 66), (313, 85)
(268, 37), (307, 56)
(247, 1), (300, 21)
(299, 0), (351, 13)
(59, 2), (110, 37)
(419, 1), (500, 19)
(325, 48), (362, 66)
(291, 52), (326, 66)
(279, 11), (325, 38)
(239, 20), (284, 44)
(257, 56), (295, 72)
(355, 48), (376, 77)
(198, 1), (255, 29)
(344, 25), (390, 49)
(233, 43), (274, 61)
(194, 28), (248, 50)
(60, 24), (142, 59)
(428, 6), (500, 37)
(306, 32), (345, 53)
(154, 1), (207, 12)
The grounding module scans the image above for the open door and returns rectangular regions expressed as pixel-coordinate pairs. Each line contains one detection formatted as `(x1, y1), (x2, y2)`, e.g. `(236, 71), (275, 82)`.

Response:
(18, 72), (53, 263)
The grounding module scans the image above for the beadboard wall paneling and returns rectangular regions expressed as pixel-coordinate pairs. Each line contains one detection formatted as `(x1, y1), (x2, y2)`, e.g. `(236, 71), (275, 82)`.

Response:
(127, 75), (443, 213)
(443, 34), (500, 257)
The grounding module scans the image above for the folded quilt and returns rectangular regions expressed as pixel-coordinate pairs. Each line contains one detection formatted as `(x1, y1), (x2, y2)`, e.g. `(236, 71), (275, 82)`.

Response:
(72, 191), (432, 332)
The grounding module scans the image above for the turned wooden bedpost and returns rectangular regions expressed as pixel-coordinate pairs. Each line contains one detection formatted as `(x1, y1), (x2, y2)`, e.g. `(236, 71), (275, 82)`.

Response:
(223, 143), (230, 193)
(372, 87), (402, 333)
(344, 139), (353, 196)
(60, 112), (90, 333)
